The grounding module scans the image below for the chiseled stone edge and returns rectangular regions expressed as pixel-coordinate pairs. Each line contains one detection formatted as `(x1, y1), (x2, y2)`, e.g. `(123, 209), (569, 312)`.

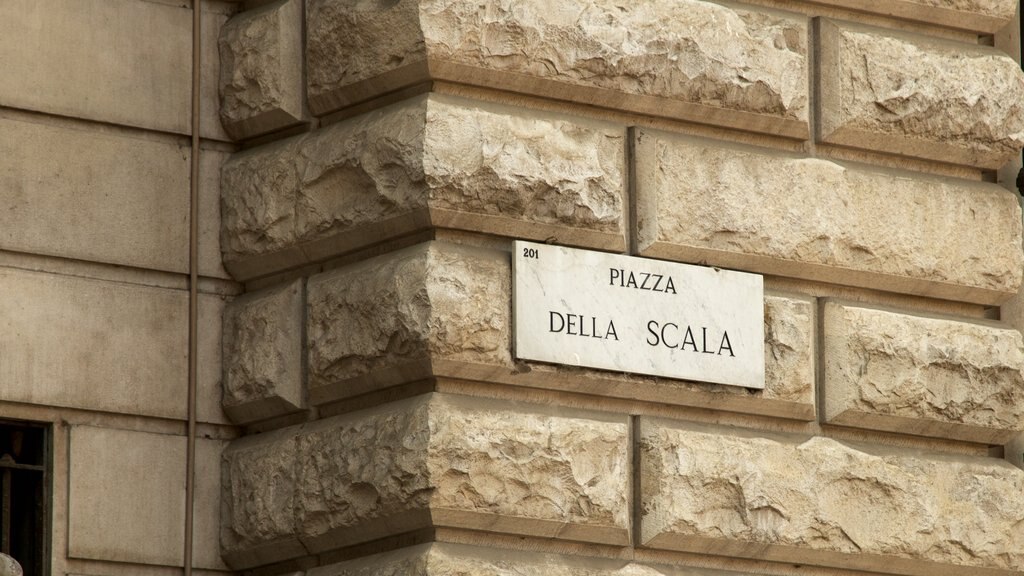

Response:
(305, 0), (809, 139)
(809, 0), (1015, 33)
(221, 394), (630, 569)
(307, 241), (816, 421)
(222, 278), (306, 425)
(640, 419), (1024, 576)
(818, 19), (1024, 169)
(221, 95), (627, 281)
(822, 300), (1024, 444)
(218, 0), (308, 140)
(633, 129), (1024, 306)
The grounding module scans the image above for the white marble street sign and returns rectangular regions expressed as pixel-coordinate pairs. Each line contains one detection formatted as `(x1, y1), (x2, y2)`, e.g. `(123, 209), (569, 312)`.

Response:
(513, 241), (765, 389)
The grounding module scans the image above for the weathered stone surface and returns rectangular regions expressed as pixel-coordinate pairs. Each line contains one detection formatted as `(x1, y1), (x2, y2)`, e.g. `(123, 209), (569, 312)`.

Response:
(223, 279), (305, 424)
(823, 302), (1024, 444)
(222, 394), (630, 568)
(0, 269), (189, 419)
(221, 426), (305, 569)
(763, 294), (815, 404)
(306, 0), (808, 137)
(641, 419), (1024, 575)
(221, 94), (625, 280)
(0, 114), (189, 273)
(309, 542), (761, 576)
(68, 427), (225, 569)
(219, 0), (306, 139)
(0, 0), (191, 133)
(808, 0), (1015, 32)
(818, 20), (1024, 168)
(634, 129), (1024, 305)
(307, 242), (815, 419)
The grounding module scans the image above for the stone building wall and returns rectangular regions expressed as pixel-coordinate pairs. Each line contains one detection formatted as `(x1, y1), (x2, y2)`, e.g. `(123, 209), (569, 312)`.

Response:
(3, 0), (1024, 575)
(212, 1), (1024, 575)
(0, 1), (240, 575)
(214, 0), (1024, 575)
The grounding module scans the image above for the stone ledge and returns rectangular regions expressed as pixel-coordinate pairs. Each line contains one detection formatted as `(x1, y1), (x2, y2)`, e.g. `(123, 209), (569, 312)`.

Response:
(306, 0), (809, 138)
(818, 20), (1024, 169)
(221, 394), (630, 570)
(221, 94), (626, 281)
(307, 542), (767, 575)
(634, 129), (1024, 305)
(640, 419), (1024, 575)
(808, 0), (1016, 33)
(822, 301), (1024, 445)
(307, 241), (816, 421)
(219, 0), (307, 140)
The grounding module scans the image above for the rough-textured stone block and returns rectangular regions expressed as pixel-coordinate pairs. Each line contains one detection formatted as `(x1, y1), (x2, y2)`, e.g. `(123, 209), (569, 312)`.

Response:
(219, 0), (306, 139)
(69, 427), (225, 569)
(809, 0), (1016, 32)
(823, 302), (1024, 444)
(307, 242), (815, 420)
(818, 20), (1024, 168)
(222, 94), (625, 280)
(0, 269), (188, 419)
(634, 130), (1023, 305)
(306, 0), (808, 137)
(309, 542), (761, 576)
(223, 279), (305, 424)
(0, 0), (190, 133)
(640, 419), (1024, 575)
(221, 426), (305, 569)
(222, 394), (630, 569)
(0, 115), (189, 273)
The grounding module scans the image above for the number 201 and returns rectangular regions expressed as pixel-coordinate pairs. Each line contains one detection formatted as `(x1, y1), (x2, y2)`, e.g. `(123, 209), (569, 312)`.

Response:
(522, 247), (539, 259)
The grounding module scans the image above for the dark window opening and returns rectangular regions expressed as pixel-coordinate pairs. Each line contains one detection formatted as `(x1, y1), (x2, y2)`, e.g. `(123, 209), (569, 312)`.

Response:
(0, 421), (50, 576)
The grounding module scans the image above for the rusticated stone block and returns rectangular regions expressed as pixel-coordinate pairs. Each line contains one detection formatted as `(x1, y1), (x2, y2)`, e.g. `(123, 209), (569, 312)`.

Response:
(221, 94), (625, 280)
(306, 0), (808, 137)
(222, 394), (630, 569)
(309, 542), (761, 576)
(223, 279), (305, 424)
(809, 0), (1015, 32)
(219, 0), (306, 139)
(307, 241), (815, 421)
(634, 129), (1023, 305)
(823, 301), (1024, 444)
(640, 420), (1024, 575)
(221, 426), (305, 569)
(818, 20), (1024, 168)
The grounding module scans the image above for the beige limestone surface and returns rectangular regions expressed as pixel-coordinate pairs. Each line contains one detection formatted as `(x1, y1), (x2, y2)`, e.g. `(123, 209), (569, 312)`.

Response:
(221, 94), (625, 279)
(808, 0), (1016, 32)
(823, 301), (1024, 444)
(0, 0), (191, 134)
(68, 426), (226, 570)
(818, 20), (1024, 168)
(306, 0), (808, 137)
(306, 241), (815, 420)
(634, 129), (1024, 305)
(310, 542), (763, 575)
(219, 0), (306, 139)
(0, 114), (189, 273)
(222, 394), (629, 568)
(641, 419), (1024, 575)
(223, 279), (305, 424)
(0, 268), (189, 419)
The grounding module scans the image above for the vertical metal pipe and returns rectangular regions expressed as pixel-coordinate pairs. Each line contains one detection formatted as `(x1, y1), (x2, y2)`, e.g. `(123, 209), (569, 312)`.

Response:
(184, 0), (201, 574)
